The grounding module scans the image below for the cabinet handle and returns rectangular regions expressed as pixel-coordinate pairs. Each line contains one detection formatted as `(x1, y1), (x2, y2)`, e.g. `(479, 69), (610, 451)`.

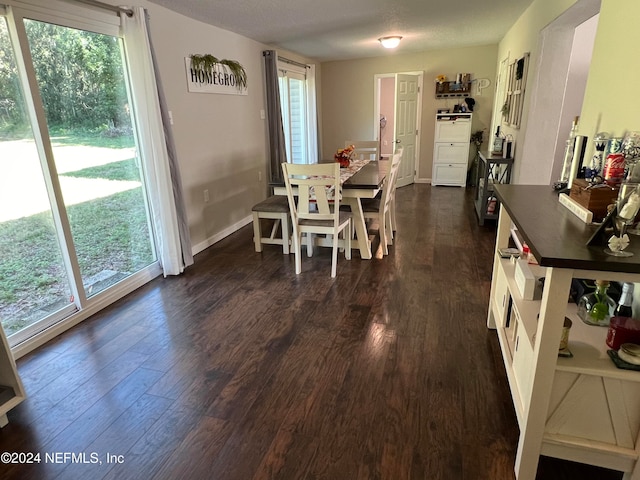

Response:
(515, 335), (519, 352)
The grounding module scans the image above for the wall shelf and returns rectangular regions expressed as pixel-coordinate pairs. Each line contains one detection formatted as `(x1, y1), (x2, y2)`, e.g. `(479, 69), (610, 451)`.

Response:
(435, 81), (471, 98)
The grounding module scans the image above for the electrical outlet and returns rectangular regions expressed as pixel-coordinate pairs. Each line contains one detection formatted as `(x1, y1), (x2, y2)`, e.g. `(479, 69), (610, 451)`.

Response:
(203, 189), (209, 203)
(383, 140), (388, 146)
(258, 171), (262, 182)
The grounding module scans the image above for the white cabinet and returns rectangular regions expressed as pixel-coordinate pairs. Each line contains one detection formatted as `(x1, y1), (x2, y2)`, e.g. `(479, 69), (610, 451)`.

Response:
(0, 325), (25, 428)
(488, 185), (640, 480)
(432, 113), (472, 187)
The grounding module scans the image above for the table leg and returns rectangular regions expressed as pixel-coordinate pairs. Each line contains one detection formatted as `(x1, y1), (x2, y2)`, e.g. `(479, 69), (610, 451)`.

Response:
(344, 198), (372, 259)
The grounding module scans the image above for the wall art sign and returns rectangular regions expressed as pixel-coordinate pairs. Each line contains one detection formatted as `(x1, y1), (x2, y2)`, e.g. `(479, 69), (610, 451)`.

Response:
(185, 57), (248, 96)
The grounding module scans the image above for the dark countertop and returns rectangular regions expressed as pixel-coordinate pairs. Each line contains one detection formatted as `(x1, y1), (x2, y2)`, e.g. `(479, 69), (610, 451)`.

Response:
(494, 184), (640, 273)
(479, 151), (513, 162)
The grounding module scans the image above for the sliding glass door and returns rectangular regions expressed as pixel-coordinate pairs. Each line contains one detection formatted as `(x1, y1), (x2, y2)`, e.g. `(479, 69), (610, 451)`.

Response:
(0, 8), (157, 345)
(0, 17), (74, 338)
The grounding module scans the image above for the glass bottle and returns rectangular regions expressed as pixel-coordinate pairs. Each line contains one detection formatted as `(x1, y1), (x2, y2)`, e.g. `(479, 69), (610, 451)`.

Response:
(559, 116), (580, 184)
(577, 280), (616, 327)
(614, 282), (634, 318)
(492, 126), (504, 155)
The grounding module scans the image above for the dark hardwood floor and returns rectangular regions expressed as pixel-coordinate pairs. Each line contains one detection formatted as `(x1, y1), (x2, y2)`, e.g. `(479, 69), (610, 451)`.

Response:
(0, 184), (623, 480)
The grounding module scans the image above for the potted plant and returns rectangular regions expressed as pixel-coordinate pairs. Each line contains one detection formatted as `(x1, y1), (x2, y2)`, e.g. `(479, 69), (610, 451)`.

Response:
(190, 54), (247, 90)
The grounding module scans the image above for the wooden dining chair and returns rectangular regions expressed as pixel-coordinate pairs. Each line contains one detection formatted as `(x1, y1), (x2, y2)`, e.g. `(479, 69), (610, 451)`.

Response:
(362, 147), (403, 255)
(281, 162), (351, 277)
(251, 195), (291, 254)
(388, 147), (403, 233)
(345, 140), (380, 161)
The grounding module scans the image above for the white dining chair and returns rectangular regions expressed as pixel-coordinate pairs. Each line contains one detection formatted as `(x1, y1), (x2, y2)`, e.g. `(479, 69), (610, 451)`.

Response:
(281, 162), (351, 277)
(362, 147), (403, 255)
(345, 140), (380, 161)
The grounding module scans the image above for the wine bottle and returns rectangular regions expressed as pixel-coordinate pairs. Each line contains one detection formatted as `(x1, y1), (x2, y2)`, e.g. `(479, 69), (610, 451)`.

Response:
(614, 282), (634, 318)
(492, 126), (504, 155)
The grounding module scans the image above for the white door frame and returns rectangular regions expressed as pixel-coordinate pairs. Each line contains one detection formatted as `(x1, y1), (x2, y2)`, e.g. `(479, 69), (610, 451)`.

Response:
(374, 71), (423, 183)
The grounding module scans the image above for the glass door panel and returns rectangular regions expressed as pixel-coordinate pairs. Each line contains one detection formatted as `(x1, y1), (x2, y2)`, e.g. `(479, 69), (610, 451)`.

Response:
(0, 18), (73, 337)
(23, 19), (156, 299)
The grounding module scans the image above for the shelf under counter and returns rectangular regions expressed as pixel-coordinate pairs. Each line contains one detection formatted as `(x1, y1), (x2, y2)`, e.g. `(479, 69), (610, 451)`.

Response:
(496, 255), (640, 381)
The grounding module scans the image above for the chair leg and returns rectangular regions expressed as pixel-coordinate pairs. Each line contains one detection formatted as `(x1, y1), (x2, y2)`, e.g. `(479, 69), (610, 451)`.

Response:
(379, 213), (389, 255)
(345, 221), (352, 260)
(331, 232), (338, 278)
(306, 233), (314, 257)
(252, 212), (262, 252)
(390, 196), (397, 232)
(293, 232), (302, 274)
(281, 213), (290, 254)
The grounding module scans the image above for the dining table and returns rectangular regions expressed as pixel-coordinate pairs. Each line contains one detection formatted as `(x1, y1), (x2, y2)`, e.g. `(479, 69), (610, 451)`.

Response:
(271, 159), (388, 260)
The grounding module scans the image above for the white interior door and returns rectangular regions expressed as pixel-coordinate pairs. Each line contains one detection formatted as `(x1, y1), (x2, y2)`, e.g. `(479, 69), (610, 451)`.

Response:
(394, 74), (418, 187)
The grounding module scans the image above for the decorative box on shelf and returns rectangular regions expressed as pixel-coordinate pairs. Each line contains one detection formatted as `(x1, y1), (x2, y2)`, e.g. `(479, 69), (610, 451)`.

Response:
(569, 178), (619, 222)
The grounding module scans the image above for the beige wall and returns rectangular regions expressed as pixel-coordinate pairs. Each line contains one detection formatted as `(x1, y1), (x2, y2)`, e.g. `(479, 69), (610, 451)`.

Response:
(494, 0), (579, 183)
(107, 1), (317, 253)
(578, 0), (640, 151)
(496, 0), (640, 185)
(320, 45), (498, 181)
(109, 0), (640, 255)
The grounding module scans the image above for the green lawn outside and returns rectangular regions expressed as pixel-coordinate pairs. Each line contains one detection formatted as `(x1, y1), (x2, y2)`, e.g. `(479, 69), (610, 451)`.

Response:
(0, 133), (155, 336)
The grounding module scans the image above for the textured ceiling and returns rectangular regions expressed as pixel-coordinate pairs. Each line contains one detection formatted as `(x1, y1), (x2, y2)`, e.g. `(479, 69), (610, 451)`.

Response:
(147, 0), (533, 62)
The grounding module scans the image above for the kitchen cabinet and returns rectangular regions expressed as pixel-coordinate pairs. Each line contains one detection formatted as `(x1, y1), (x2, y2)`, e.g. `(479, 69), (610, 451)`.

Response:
(432, 113), (472, 187)
(488, 184), (640, 480)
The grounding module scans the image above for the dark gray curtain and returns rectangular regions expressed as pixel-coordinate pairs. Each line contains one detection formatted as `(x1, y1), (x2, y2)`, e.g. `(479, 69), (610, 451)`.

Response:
(145, 11), (194, 268)
(263, 50), (288, 183)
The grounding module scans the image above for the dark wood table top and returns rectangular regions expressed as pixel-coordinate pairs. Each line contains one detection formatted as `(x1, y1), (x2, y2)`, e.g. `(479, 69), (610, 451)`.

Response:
(494, 184), (640, 273)
(342, 160), (386, 189)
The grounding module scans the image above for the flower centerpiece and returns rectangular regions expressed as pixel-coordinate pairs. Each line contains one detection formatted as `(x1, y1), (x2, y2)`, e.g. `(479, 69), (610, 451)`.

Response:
(335, 144), (355, 168)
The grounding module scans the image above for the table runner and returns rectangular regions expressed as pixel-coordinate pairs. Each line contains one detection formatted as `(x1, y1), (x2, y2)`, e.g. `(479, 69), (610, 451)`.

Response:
(339, 159), (370, 183)
(321, 159), (369, 201)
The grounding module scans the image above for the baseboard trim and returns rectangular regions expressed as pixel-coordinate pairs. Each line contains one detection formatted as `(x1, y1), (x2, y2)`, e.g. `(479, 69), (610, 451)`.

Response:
(191, 215), (253, 255)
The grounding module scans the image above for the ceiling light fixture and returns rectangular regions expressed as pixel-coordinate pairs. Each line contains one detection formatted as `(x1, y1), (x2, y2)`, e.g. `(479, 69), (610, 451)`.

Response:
(378, 36), (402, 49)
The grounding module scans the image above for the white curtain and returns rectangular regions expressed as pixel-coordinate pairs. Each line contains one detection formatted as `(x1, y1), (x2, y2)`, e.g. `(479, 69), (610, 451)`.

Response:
(121, 7), (189, 276)
(306, 64), (319, 164)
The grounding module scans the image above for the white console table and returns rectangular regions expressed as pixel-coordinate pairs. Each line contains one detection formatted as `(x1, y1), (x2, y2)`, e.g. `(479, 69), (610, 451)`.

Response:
(488, 185), (640, 480)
